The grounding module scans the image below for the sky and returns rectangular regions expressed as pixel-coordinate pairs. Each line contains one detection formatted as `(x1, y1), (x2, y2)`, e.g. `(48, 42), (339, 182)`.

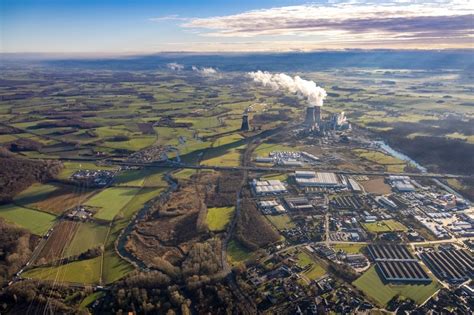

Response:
(1, 0), (472, 54)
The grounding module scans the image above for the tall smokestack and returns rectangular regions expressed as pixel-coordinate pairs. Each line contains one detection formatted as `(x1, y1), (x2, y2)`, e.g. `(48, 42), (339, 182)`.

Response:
(241, 114), (250, 131)
(305, 107), (316, 127)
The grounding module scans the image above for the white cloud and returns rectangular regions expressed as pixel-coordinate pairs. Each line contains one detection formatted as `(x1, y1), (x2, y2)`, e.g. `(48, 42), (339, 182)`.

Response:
(149, 15), (189, 22)
(180, 1), (472, 47)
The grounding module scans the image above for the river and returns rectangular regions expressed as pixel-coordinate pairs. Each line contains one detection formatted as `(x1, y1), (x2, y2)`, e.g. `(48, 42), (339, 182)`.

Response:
(373, 140), (427, 173)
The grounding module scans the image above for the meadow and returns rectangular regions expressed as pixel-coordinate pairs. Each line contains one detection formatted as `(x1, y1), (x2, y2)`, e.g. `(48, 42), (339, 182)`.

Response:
(206, 207), (235, 232)
(0, 204), (56, 235)
(85, 187), (140, 221)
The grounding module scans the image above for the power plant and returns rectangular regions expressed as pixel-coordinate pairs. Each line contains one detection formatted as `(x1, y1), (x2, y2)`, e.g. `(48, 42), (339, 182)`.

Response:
(240, 113), (250, 131)
(303, 107), (350, 135)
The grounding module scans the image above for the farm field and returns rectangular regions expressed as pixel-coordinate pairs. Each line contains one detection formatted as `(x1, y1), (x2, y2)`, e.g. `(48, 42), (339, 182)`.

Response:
(85, 187), (140, 221)
(22, 256), (102, 284)
(33, 185), (95, 214)
(0, 204), (56, 235)
(206, 207), (235, 232)
(35, 221), (79, 263)
(13, 183), (58, 207)
(63, 222), (109, 258)
(353, 266), (441, 307)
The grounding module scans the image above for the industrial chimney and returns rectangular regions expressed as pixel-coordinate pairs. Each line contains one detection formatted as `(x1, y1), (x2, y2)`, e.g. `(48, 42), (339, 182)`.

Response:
(240, 113), (250, 131)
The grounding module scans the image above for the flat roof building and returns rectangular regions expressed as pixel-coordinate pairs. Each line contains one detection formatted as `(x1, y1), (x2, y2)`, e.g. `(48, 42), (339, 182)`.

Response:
(294, 172), (342, 187)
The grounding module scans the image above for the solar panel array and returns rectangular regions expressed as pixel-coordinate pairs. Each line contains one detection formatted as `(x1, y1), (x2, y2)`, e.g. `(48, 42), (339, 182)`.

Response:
(368, 245), (431, 283)
(420, 249), (473, 283)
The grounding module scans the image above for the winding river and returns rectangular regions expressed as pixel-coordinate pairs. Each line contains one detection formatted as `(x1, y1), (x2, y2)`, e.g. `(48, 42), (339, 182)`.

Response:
(373, 140), (427, 173)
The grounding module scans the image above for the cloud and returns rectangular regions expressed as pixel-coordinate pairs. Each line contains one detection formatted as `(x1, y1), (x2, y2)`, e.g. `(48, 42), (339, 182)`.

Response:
(149, 15), (189, 22)
(181, 1), (473, 46)
(167, 62), (184, 71)
(192, 66), (218, 75)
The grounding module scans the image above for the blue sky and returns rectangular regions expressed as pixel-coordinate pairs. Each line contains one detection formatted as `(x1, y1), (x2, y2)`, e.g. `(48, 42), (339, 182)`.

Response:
(1, 0), (472, 54)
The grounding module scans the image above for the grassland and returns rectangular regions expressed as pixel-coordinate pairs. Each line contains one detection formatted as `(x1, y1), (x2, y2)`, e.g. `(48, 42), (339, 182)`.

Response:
(206, 207), (235, 232)
(353, 266), (441, 307)
(22, 256), (102, 284)
(85, 187), (140, 221)
(63, 222), (109, 257)
(332, 243), (366, 254)
(0, 204), (56, 235)
(201, 146), (243, 167)
(362, 219), (408, 233)
(227, 239), (253, 265)
(79, 292), (105, 309)
(353, 149), (406, 172)
(297, 251), (326, 280)
(265, 214), (295, 230)
(13, 183), (58, 207)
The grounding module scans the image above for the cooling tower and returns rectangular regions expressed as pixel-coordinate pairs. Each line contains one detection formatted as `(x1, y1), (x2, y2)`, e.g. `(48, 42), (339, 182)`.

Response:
(304, 107), (316, 126)
(240, 114), (250, 131)
(314, 106), (321, 124)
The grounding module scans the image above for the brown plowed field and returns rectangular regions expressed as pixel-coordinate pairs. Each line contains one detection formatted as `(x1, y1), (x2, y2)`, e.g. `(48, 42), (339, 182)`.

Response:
(35, 220), (79, 264)
(34, 185), (95, 214)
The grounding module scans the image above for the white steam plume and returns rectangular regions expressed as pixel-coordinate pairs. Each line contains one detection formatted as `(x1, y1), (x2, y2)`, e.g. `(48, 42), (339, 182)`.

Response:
(248, 70), (327, 107)
(192, 66), (218, 75)
(167, 62), (184, 71)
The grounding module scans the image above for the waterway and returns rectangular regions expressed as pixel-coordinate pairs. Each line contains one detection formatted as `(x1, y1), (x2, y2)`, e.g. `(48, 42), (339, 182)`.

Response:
(373, 140), (427, 173)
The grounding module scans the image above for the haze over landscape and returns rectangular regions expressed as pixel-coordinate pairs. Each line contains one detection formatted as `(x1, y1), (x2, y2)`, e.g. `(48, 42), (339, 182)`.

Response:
(0, 1), (473, 314)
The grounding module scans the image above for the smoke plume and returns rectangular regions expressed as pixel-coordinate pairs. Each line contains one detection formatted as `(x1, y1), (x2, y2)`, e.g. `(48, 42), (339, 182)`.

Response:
(248, 71), (327, 107)
(192, 66), (218, 75)
(167, 62), (184, 71)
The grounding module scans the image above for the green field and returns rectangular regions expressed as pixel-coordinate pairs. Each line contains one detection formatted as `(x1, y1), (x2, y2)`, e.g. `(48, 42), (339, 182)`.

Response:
(212, 134), (243, 147)
(362, 219), (408, 233)
(201, 146), (243, 167)
(13, 183), (58, 207)
(22, 256), (102, 284)
(85, 187), (140, 221)
(227, 239), (253, 265)
(0, 204), (56, 235)
(332, 243), (366, 254)
(172, 168), (197, 180)
(206, 207), (235, 231)
(353, 149), (406, 172)
(114, 170), (147, 187)
(353, 266), (441, 307)
(265, 214), (295, 230)
(79, 292), (105, 309)
(297, 251), (326, 280)
(63, 222), (109, 257)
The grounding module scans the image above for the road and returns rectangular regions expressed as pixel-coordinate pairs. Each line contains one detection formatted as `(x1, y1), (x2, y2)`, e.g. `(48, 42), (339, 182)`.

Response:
(37, 156), (472, 179)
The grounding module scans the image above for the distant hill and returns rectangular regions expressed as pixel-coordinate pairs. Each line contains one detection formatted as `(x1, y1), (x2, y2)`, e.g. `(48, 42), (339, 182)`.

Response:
(31, 50), (474, 72)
